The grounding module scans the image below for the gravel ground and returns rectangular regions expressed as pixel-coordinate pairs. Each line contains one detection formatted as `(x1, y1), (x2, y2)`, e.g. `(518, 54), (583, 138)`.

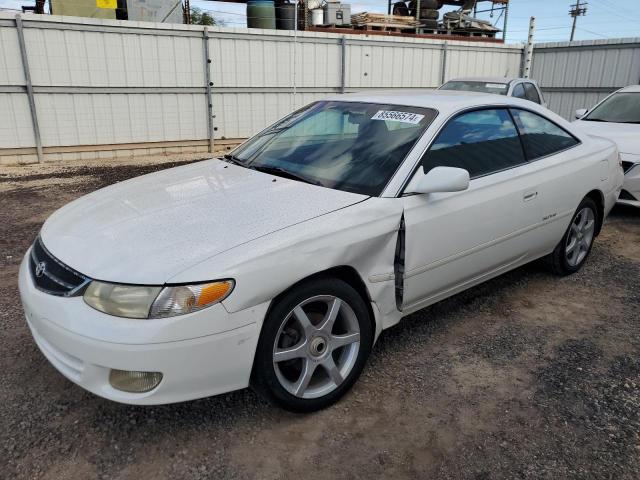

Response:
(1, 157), (639, 480)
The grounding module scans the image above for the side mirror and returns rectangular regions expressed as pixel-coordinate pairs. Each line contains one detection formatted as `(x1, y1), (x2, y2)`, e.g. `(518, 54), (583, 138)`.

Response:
(575, 108), (588, 119)
(405, 166), (470, 195)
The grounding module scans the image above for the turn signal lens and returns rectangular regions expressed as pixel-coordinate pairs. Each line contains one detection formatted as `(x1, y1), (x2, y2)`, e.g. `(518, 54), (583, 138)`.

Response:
(109, 369), (163, 393)
(148, 280), (234, 319)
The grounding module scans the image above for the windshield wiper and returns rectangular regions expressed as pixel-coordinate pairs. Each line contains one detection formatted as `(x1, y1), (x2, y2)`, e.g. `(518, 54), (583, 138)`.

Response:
(581, 118), (609, 122)
(250, 165), (323, 186)
(223, 154), (245, 166)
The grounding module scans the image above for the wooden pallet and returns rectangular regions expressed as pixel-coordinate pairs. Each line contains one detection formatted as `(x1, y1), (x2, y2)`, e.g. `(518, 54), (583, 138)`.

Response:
(353, 23), (419, 32)
(351, 12), (421, 30)
(313, 23), (354, 29)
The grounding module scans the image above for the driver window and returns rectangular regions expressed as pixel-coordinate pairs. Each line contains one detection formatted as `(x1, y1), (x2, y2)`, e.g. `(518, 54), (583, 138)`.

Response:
(421, 109), (526, 179)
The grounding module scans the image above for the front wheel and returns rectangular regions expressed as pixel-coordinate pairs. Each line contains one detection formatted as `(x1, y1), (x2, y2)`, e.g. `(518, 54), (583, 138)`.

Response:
(546, 197), (598, 276)
(251, 277), (373, 413)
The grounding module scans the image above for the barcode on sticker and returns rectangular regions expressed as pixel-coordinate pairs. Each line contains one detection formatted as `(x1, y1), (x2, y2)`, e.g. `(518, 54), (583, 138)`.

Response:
(371, 110), (425, 124)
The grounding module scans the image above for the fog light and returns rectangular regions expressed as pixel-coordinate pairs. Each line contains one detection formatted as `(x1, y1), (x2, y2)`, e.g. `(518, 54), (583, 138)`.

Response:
(109, 369), (163, 393)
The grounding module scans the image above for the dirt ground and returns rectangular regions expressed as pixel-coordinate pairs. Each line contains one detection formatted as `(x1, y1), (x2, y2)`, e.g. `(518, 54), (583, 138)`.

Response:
(1, 156), (639, 480)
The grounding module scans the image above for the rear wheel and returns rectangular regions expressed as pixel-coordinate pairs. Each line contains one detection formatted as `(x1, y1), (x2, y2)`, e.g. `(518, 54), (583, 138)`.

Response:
(546, 197), (598, 275)
(251, 277), (373, 412)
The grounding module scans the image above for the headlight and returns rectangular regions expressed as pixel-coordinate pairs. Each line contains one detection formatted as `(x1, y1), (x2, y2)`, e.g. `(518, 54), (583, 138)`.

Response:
(83, 280), (234, 319)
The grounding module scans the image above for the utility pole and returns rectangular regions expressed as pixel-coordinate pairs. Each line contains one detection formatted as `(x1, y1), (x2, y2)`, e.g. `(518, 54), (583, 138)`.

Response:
(569, 0), (588, 42)
(184, 0), (191, 24)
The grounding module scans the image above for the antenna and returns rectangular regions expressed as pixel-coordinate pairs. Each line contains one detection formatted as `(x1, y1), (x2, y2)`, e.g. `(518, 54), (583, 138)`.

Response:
(569, 0), (588, 42)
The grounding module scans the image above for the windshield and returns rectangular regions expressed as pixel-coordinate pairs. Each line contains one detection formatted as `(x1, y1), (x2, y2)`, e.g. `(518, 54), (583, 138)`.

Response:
(439, 80), (508, 95)
(231, 101), (438, 196)
(583, 92), (640, 123)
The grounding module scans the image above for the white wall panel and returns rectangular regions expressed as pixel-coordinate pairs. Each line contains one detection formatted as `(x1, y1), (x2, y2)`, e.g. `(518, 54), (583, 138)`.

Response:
(0, 26), (24, 85)
(24, 28), (204, 87)
(0, 94), (35, 148)
(35, 93), (207, 146)
(446, 48), (521, 80)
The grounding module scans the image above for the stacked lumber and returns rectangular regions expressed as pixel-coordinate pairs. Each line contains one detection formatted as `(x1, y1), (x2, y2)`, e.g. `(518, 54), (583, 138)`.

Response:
(350, 12), (421, 29)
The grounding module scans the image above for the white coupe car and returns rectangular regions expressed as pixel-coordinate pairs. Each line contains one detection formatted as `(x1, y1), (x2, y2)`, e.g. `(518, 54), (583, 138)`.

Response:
(19, 91), (623, 412)
(573, 85), (640, 207)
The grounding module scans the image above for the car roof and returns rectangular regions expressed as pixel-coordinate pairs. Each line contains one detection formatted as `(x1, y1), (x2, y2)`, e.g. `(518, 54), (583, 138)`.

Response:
(324, 89), (545, 115)
(619, 85), (640, 93)
(444, 76), (533, 85)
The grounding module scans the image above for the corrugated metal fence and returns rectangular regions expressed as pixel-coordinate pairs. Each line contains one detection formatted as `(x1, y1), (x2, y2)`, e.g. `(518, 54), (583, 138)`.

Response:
(0, 13), (523, 164)
(532, 38), (640, 120)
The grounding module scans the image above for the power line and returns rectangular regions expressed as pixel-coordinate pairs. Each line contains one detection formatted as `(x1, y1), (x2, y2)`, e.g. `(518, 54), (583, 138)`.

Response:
(589, 0), (640, 22)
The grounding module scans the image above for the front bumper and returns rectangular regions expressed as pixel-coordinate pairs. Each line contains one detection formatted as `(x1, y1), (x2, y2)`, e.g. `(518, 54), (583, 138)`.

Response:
(18, 252), (269, 405)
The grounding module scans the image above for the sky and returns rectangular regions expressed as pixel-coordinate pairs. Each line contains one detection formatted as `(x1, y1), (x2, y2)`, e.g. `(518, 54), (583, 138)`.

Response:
(1, 0), (639, 44)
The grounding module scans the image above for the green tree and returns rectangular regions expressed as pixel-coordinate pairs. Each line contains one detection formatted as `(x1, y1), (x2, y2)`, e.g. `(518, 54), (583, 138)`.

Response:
(189, 6), (225, 26)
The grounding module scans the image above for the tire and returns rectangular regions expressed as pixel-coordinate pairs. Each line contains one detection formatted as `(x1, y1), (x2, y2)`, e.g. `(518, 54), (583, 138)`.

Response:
(420, 8), (439, 20)
(546, 197), (599, 276)
(420, 0), (439, 8)
(251, 277), (373, 413)
(392, 1), (410, 16)
(421, 19), (438, 29)
(409, 0), (438, 11)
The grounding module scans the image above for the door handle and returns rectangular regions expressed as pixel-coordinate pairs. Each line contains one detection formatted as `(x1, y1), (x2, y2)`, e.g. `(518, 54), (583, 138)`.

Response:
(523, 191), (538, 202)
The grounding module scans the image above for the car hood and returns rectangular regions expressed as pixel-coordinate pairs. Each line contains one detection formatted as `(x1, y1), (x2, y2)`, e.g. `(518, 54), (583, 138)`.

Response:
(573, 120), (640, 154)
(41, 159), (367, 284)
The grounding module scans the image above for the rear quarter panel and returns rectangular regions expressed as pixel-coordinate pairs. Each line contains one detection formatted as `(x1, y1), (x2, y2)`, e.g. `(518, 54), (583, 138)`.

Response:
(532, 136), (619, 254)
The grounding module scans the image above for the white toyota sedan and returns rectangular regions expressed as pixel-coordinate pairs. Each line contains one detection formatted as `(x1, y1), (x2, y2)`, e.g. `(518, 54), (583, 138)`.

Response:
(573, 85), (640, 208)
(19, 91), (623, 412)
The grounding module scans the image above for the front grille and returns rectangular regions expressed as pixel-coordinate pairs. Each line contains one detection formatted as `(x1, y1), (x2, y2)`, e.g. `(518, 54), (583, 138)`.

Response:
(621, 161), (636, 174)
(619, 189), (638, 201)
(29, 237), (90, 296)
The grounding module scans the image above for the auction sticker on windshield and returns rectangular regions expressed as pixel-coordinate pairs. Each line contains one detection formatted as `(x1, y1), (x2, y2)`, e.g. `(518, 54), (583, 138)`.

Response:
(371, 110), (425, 124)
(486, 83), (507, 89)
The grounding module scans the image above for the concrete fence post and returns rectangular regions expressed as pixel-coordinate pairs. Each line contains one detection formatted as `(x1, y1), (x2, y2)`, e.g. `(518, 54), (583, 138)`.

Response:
(440, 41), (448, 85)
(340, 36), (347, 94)
(15, 14), (44, 163)
(203, 27), (214, 153)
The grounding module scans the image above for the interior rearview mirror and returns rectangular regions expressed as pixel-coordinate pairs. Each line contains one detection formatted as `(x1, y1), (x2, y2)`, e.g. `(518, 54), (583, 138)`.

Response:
(575, 108), (588, 119)
(405, 166), (470, 195)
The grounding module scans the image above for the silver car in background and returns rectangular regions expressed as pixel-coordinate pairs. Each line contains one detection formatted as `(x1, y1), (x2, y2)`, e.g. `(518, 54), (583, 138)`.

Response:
(439, 76), (547, 108)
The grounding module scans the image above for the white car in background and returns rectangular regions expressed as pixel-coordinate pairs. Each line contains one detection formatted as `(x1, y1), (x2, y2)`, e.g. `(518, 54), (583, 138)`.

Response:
(439, 77), (547, 108)
(573, 85), (640, 207)
(19, 91), (622, 412)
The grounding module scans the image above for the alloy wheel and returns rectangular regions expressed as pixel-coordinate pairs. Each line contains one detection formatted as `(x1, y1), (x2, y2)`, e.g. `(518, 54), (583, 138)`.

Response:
(272, 295), (361, 399)
(565, 207), (595, 267)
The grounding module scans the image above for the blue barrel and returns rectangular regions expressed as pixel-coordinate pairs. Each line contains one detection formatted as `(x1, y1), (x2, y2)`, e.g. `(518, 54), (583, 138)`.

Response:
(247, 0), (276, 29)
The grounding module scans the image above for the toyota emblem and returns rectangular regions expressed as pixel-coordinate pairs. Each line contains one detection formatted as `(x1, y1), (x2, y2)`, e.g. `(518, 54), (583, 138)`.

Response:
(35, 261), (47, 278)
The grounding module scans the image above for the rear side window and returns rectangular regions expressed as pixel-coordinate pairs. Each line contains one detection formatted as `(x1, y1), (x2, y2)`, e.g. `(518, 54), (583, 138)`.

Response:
(512, 83), (526, 99)
(510, 109), (579, 160)
(524, 83), (541, 104)
(422, 109), (526, 179)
